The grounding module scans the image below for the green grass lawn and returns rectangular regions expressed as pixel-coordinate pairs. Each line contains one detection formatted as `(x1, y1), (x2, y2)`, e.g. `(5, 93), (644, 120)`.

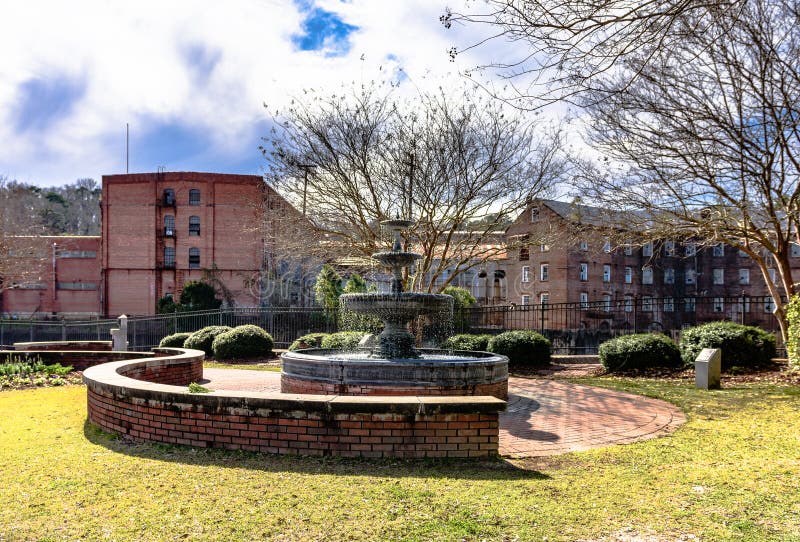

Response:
(1, 379), (798, 541)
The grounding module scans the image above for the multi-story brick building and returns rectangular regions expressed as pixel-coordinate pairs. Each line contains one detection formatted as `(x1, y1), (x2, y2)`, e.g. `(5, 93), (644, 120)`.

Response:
(1, 172), (306, 318)
(502, 199), (785, 331)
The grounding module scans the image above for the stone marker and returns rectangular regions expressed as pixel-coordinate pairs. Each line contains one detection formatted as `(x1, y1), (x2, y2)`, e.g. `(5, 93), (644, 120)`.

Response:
(111, 315), (128, 351)
(695, 348), (721, 389)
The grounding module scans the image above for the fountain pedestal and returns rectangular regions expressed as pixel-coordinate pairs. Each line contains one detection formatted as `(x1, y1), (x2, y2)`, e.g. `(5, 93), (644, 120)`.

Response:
(281, 218), (509, 399)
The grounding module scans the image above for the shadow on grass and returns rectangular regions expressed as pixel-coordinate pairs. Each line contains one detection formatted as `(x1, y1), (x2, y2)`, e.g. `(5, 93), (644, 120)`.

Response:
(83, 420), (550, 481)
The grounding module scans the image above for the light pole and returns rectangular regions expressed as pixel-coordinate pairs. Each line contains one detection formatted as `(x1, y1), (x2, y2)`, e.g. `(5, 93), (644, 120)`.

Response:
(296, 163), (315, 216)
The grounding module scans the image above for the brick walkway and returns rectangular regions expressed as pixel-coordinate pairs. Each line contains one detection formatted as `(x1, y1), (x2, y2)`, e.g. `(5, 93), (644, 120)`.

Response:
(203, 369), (686, 458)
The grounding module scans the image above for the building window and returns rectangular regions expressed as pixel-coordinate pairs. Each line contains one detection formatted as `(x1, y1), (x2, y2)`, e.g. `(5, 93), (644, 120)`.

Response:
(768, 268), (777, 284)
(602, 238), (611, 253)
(163, 188), (175, 206)
(684, 297), (696, 312)
(624, 295), (633, 313)
(713, 243), (725, 257)
(642, 267), (653, 284)
(643, 242), (653, 257)
(580, 292), (589, 308)
(624, 266), (632, 284)
(602, 264), (611, 282)
(540, 292), (549, 305)
(519, 246), (529, 261)
(685, 243), (697, 257)
(189, 189), (201, 206)
(713, 268), (724, 285)
(163, 247), (175, 268)
(624, 242), (633, 256)
(521, 266), (530, 283)
(792, 244), (800, 258)
(664, 240), (675, 256)
(738, 268), (750, 285)
(664, 297), (674, 312)
(739, 248), (748, 257)
(602, 294), (611, 312)
(521, 295), (530, 306)
(713, 297), (725, 312)
(56, 282), (98, 290)
(540, 264), (549, 281)
(530, 208), (539, 222)
(685, 268), (696, 285)
(164, 215), (175, 237)
(642, 296), (653, 312)
(579, 240), (588, 251)
(56, 250), (97, 258)
(540, 243), (550, 252)
(664, 268), (675, 284)
(189, 216), (201, 236)
(189, 248), (200, 269)
(579, 263), (588, 281)
(765, 296), (775, 313)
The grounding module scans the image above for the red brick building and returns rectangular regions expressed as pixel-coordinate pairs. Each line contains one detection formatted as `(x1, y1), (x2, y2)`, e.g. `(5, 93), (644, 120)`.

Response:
(502, 199), (786, 330)
(101, 172), (271, 316)
(2, 172), (304, 318)
(1, 235), (101, 318)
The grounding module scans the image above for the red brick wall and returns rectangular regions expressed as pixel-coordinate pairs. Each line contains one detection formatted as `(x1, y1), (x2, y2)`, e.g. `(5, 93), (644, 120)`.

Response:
(83, 350), (504, 459)
(87, 387), (500, 458)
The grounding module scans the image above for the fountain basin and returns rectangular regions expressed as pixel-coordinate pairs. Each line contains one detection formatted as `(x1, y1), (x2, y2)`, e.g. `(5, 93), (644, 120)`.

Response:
(281, 348), (509, 399)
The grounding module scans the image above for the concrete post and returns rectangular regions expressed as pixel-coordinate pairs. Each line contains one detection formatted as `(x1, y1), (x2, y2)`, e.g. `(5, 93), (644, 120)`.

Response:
(111, 315), (129, 351)
(695, 348), (721, 389)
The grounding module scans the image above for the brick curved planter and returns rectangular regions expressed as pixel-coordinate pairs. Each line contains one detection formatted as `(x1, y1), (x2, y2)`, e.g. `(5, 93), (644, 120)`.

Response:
(83, 349), (506, 459)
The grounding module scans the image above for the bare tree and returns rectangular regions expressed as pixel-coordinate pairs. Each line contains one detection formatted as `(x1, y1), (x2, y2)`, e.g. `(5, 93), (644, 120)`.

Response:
(261, 82), (565, 293)
(571, 0), (800, 340)
(0, 176), (49, 296)
(443, 0), (746, 107)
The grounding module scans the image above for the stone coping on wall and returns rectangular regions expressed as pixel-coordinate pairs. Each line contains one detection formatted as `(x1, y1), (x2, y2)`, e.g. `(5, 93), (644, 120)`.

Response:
(13, 340), (112, 351)
(82, 348), (507, 458)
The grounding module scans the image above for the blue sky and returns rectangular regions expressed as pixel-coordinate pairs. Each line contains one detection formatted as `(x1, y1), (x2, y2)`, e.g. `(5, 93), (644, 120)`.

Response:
(0, 0), (536, 187)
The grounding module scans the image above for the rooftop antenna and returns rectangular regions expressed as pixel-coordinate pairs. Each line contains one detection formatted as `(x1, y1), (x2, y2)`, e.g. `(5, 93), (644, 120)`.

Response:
(126, 123), (130, 174)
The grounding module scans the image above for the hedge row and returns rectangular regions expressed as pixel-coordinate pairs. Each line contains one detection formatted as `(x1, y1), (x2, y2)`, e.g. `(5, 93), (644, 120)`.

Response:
(161, 325), (274, 360)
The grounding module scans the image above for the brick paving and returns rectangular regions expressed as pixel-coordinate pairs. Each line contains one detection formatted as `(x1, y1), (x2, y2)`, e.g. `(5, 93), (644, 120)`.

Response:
(203, 368), (686, 458)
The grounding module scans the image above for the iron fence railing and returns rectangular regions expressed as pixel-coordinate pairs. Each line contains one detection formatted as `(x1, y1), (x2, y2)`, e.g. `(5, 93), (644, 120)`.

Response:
(0, 295), (785, 354)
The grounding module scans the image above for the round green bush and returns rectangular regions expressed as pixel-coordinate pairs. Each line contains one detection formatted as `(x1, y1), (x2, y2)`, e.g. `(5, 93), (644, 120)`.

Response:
(441, 333), (493, 352)
(680, 322), (777, 370)
(212, 325), (274, 360)
(289, 333), (330, 351)
(320, 331), (368, 350)
(158, 332), (192, 348)
(599, 333), (682, 372)
(183, 325), (233, 357)
(487, 330), (551, 366)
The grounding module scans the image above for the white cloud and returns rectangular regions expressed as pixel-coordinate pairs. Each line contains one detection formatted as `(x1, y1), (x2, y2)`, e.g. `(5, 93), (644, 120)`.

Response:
(0, 0), (562, 186)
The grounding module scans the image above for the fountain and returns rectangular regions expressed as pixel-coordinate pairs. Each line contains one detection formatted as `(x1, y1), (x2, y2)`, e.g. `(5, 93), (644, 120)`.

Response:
(281, 219), (509, 399)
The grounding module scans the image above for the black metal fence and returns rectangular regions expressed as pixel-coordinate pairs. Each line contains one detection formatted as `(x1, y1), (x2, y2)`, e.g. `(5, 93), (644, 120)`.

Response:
(0, 295), (783, 354)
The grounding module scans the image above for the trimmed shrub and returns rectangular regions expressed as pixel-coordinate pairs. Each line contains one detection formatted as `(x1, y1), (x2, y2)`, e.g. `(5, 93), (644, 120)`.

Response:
(320, 331), (368, 350)
(212, 325), (274, 360)
(679, 322), (777, 370)
(441, 334), (493, 352)
(158, 332), (192, 348)
(787, 295), (800, 369)
(599, 333), (682, 373)
(184, 325), (233, 357)
(288, 333), (330, 351)
(487, 330), (551, 366)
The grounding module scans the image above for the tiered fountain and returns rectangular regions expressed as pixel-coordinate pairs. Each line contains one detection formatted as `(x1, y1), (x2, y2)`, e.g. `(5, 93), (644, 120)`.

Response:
(281, 219), (509, 399)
